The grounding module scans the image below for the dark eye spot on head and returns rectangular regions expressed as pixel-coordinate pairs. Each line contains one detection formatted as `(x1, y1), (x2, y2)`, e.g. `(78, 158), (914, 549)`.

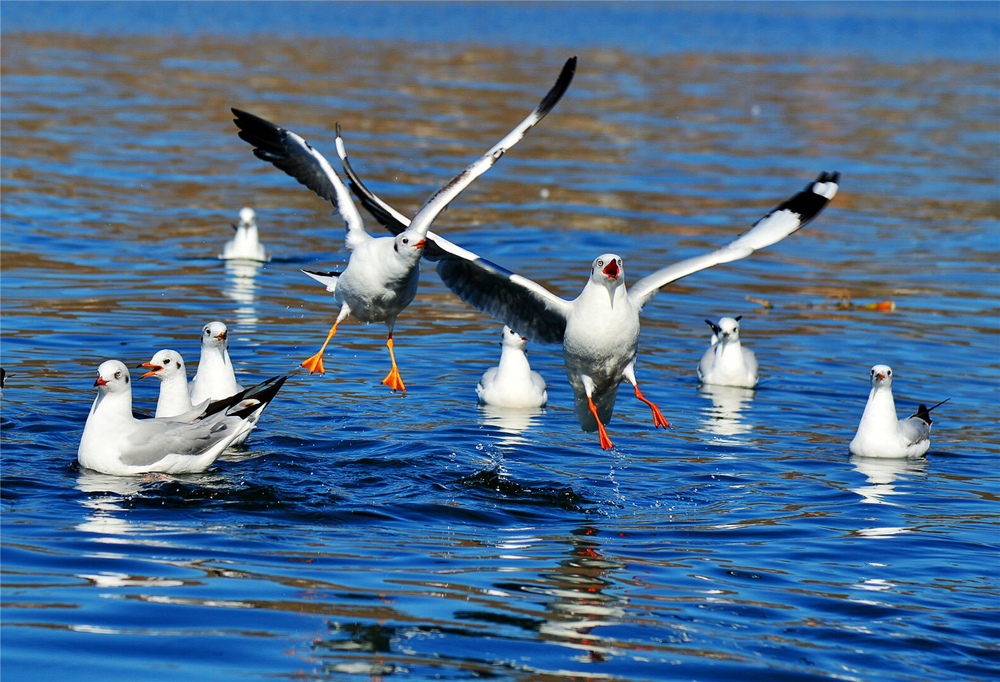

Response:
(125, 375), (130, 384)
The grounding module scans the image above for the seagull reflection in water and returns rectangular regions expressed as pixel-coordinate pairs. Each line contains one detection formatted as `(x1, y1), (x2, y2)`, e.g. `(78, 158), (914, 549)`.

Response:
(850, 454), (929, 506)
(696, 384), (756, 439)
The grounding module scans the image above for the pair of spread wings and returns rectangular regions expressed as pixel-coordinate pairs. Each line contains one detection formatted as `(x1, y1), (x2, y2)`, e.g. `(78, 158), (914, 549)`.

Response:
(233, 56), (839, 345)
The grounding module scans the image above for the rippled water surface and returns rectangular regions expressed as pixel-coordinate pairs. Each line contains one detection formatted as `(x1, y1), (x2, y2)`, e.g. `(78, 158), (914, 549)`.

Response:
(3, 4), (999, 681)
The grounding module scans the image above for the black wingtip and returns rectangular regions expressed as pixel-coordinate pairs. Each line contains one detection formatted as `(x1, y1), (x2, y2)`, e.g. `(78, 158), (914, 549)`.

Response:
(535, 56), (577, 118)
(769, 170), (841, 226)
(912, 397), (949, 425)
(705, 319), (722, 335)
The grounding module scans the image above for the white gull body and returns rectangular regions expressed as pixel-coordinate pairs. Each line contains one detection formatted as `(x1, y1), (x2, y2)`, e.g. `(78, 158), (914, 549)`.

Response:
(189, 321), (243, 405)
(78, 361), (264, 476)
(698, 316), (758, 388)
(477, 326), (547, 408)
(232, 57), (576, 390)
(340, 150), (839, 448)
(849, 364), (942, 458)
(221, 206), (269, 262)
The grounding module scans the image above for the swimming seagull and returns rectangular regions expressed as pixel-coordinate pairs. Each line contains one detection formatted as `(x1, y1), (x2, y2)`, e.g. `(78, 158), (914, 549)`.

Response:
(698, 316), (758, 388)
(189, 321), (243, 405)
(231, 56), (576, 391)
(849, 364), (947, 458)
(220, 206), (269, 262)
(477, 326), (547, 409)
(339, 152), (838, 448)
(77, 360), (279, 476)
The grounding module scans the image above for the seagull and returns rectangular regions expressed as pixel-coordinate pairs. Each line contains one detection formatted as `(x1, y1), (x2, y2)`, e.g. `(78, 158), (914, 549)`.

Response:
(189, 321), (243, 405)
(849, 364), (947, 458)
(698, 315), (758, 388)
(220, 206), (269, 262)
(142, 347), (286, 445)
(477, 326), (547, 409)
(77, 360), (278, 476)
(232, 56), (576, 390)
(139, 349), (195, 418)
(338, 155), (838, 448)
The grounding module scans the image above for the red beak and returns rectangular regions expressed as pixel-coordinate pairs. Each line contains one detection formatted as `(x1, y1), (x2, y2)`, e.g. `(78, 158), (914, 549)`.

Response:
(94, 375), (109, 387)
(602, 260), (619, 280)
(414, 239), (427, 249)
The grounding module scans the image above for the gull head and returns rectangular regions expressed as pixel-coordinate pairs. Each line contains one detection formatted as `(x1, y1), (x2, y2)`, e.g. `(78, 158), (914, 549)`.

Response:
(238, 207), (256, 229)
(869, 364), (893, 389)
(706, 316), (742, 344)
(139, 349), (186, 381)
(501, 325), (528, 351)
(591, 254), (624, 288)
(201, 321), (230, 350)
(94, 360), (131, 395)
(393, 229), (427, 262)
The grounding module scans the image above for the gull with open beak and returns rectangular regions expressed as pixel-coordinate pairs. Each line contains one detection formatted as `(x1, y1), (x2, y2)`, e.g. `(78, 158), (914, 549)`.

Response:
(232, 57), (576, 391)
(340, 146), (838, 447)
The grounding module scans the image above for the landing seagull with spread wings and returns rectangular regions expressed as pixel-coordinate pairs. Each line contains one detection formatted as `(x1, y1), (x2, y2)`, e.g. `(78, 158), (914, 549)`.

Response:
(337, 142), (838, 448)
(232, 57), (576, 391)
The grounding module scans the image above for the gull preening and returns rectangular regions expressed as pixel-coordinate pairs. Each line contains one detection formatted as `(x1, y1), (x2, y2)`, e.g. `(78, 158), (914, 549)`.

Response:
(232, 57), (576, 391)
(220, 206), (269, 262)
(341, 150), (839, 448)
(477, 326), (547, 409)
(849, 364), (946, 458)
(698, 316), (758, 388)
(77, 361), (280, 476)
(189, 321), (243, 405)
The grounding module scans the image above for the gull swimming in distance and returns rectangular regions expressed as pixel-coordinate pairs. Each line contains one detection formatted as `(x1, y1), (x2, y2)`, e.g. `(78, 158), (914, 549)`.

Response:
(232, 56), (577, 391)
(477, 326), (547, 409)
(77, 361), (277, 476)
(698, 316), (758, 388)
(339, 149), (838, 448)
(220, 206), (269, 262)
(849, 364), (946, 458)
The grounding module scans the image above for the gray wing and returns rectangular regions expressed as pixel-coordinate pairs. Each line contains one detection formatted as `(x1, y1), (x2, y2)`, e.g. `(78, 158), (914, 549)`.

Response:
(628, 172), (840, 308)
(897, 416), (931, 447)
(232, 108), (368, 251)
(118, 416), (239, 467)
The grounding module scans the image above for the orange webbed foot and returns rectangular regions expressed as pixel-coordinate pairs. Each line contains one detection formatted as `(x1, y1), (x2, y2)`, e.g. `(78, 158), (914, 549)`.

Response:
(301, 352), (326, 375)
(382, 367), (406, 392)
(587, 395), (614, 450)
(633, 385), (669, 429)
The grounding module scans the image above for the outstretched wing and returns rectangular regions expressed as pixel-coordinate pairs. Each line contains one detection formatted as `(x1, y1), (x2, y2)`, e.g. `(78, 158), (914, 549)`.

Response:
(232, 108), (368, 251)
(335, 56), (577, 257)
(435, 249), (571, 345)
(407, 56), (577, 238)
(628, 172), (840, 308)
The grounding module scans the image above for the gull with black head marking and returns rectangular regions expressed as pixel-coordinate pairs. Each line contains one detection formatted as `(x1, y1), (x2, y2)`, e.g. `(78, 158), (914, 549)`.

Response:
(232, 57), (576, 391)
(850, 364), (947, 458)
(339, 148), (838, 448)
(698, 315), (758, 388)
(78, 360), (280, 476)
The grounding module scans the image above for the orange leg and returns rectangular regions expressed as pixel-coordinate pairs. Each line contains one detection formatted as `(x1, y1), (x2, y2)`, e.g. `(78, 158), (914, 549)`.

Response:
(301, 321), (340, 375)
(587, 396), (614, 450)
(633, 384), (669, 429)
(381, 334), (406, 392)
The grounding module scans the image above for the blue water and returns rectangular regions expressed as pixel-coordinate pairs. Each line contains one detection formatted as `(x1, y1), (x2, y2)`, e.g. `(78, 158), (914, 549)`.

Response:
(3, 4), (999, 681)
